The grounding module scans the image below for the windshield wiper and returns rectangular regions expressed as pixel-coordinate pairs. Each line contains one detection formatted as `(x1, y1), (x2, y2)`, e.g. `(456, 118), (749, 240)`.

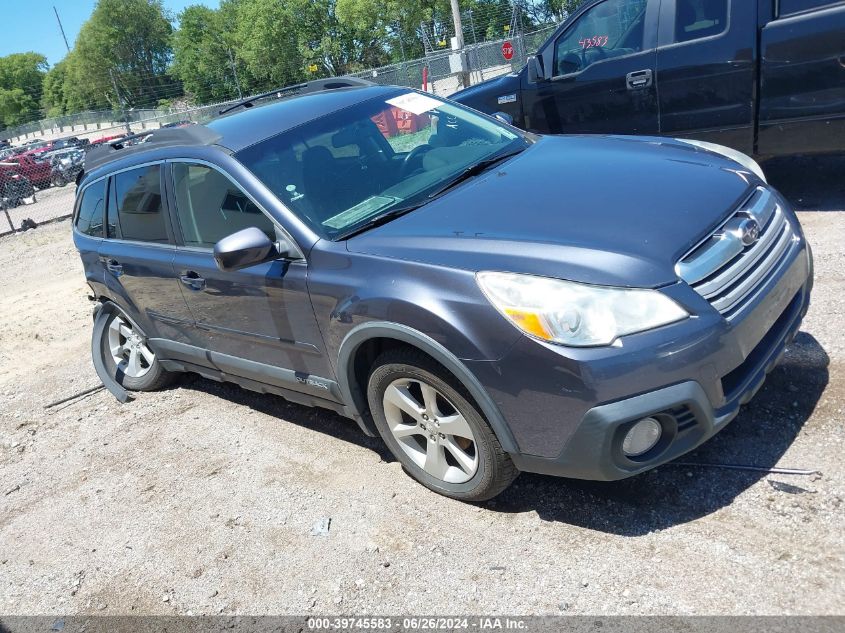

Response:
(335, 203), (427, 240)
(427, 147), (525, 200)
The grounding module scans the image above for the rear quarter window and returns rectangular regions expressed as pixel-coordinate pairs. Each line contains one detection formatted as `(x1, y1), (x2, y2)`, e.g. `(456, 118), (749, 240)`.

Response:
(75, 179), (106, 238)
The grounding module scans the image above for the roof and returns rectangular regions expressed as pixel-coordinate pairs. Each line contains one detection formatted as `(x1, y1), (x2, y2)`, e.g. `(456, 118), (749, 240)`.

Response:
(207, 84), (401, 152)
(83, 124), (222, 172)
(82, 83), (401, 175)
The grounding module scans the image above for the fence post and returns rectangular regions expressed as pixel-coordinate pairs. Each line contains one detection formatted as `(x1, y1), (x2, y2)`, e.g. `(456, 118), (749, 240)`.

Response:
(3, 207), (15, 234)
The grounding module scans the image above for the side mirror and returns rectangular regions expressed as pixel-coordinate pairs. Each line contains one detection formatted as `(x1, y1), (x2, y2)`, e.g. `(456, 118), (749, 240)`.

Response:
(213, 226), (290, 272)
(493, 112), (514, 126)
(526, 55), (545, 83)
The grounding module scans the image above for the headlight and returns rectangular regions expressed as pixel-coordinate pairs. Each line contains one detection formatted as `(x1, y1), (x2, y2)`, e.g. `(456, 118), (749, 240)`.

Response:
(477, 272), (688, 347)
(677, 139), (767, 183)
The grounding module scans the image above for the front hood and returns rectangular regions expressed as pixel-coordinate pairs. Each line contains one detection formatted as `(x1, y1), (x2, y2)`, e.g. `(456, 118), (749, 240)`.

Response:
(347, 135), (761, 288)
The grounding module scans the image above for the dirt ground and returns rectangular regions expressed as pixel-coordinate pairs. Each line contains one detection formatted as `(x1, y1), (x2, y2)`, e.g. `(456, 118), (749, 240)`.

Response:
(0, 157), (843, 616)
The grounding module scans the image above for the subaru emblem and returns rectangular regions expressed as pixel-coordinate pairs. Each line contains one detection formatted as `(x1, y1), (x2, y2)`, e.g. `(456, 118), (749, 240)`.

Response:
(738, 218), (760, 246)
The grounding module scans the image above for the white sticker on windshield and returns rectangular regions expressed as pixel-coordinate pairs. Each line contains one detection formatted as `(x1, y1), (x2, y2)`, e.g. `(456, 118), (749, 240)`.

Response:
(386, 93), (442, 116)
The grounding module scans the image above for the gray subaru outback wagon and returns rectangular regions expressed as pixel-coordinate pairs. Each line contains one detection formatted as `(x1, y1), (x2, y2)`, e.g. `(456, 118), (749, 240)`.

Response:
(73, 82), (812, 501)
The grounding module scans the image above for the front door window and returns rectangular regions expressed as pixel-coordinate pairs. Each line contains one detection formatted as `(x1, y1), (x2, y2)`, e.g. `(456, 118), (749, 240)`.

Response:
(553, 0), (649, 76)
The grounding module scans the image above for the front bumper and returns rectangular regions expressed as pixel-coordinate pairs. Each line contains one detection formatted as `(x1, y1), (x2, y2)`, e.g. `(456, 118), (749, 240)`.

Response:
(466, 238), (813, 481)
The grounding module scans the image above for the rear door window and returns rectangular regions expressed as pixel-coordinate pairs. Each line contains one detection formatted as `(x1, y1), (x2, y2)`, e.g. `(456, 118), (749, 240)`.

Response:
(111, 165), (169, 243)
(75, 179), (106, 238)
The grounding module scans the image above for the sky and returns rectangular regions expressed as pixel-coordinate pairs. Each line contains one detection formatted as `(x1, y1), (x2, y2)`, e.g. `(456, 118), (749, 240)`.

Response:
(0, 0), (221, 66)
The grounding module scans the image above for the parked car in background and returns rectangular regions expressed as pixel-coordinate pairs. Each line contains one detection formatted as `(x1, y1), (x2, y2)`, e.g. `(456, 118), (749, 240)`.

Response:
(452, 0), (845, 160)
(9, 140), (51, 156)
(89, 134), (126, 147)
(0, 164), (35, 209)
(6, 150), (52, 189)
(50, 136), (88, 151)
(73, 83), (812, 501)
(47, 148), (85, 187)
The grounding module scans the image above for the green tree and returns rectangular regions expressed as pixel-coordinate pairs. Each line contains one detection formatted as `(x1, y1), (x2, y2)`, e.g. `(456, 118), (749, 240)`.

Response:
(72, 0), (176, 109)
(540, 0), (588, 22)
(336, 0), (449, 61)
(231, 0), (309, 88)
(172, 3), (251, 102)
(41, 60), (68, 117)
(0, 52), (47, 126)
(62, 51), (109, 112)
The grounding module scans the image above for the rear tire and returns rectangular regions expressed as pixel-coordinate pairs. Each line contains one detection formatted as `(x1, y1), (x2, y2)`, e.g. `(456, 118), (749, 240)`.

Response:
(98, 309), (174, 391)
(367, 348), (518, 502)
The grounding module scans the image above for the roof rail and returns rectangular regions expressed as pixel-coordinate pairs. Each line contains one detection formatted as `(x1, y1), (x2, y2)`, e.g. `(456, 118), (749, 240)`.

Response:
(217, 77), (375, 116)
(83, 125), (222, 173)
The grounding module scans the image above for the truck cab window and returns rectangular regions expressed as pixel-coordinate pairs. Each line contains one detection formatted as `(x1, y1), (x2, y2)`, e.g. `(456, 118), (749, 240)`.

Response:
(675, 0), (728, 43)
(553, 0), (648, 76)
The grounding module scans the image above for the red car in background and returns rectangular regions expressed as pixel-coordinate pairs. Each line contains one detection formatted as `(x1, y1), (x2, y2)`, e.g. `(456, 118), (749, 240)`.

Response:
(5, 150), (52, 189)
(89, 134), (125, 147)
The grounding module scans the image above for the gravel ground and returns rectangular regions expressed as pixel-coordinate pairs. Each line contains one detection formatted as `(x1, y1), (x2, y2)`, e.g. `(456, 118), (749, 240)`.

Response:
(0, 156), (843, 616)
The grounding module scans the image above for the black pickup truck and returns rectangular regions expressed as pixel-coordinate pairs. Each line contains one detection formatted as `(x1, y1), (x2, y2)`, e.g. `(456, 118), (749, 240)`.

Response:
(451, 0), (845, 159)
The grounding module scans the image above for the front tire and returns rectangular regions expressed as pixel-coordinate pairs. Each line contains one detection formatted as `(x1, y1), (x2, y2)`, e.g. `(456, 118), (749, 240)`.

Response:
(98, 310), (173, 391)
(367, 348), (517, 501)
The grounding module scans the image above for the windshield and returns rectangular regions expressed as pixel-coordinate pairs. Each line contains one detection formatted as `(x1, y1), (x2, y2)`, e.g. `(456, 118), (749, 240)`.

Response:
(235, 91), (528, 240)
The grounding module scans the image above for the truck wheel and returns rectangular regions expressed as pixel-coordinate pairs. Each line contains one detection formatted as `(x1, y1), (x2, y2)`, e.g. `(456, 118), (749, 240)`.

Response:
(367, 348), (518, 502)
(97, 310), (174, 391)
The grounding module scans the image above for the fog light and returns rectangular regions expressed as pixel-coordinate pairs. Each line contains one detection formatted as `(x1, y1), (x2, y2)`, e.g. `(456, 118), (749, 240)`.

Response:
(622, 417), (662, 457)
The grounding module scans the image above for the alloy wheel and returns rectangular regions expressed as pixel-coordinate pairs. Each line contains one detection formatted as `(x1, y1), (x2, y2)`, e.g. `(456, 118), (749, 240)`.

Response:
(382, 378), (479, 483)
(107, 316), (155, 378)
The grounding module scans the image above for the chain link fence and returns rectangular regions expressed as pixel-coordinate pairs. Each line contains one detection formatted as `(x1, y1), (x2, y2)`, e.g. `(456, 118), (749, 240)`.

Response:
(348, 25), (555, 97)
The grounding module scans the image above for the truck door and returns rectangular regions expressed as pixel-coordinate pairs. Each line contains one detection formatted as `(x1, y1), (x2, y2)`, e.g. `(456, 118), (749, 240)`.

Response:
(654, 0), (756, 154)
(523, 0), (661, 135)
(757, 1), (845, 158)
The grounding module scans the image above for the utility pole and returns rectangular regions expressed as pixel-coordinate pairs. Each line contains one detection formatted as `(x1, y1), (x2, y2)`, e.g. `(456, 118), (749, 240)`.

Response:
(227, 48), (243, 100)
(110, 70), (131, 135)
(53, 6), (71, 53)
(395, 22), (411, 87)
(449, 0), (470, 88)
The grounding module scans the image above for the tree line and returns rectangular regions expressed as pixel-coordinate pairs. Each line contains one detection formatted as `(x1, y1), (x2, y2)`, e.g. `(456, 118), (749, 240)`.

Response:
(0, 0), (585, 130)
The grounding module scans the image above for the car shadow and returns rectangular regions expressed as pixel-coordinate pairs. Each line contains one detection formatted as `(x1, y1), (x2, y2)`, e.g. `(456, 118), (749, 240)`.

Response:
(765, 154), (845, 211)
(170, 333), (827, 535)
(488, 332), (829, 534)
(173, 373), (395, 463)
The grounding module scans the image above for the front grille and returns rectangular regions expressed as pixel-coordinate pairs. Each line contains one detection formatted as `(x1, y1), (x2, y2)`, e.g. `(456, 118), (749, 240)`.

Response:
(676, 187), (795, 316)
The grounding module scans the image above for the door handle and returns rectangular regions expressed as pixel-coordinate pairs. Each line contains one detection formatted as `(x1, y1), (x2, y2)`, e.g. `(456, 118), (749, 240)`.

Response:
(104, 258), (123, 276)
(179, 271), (206, 291)
(626, 69), (653, 90)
